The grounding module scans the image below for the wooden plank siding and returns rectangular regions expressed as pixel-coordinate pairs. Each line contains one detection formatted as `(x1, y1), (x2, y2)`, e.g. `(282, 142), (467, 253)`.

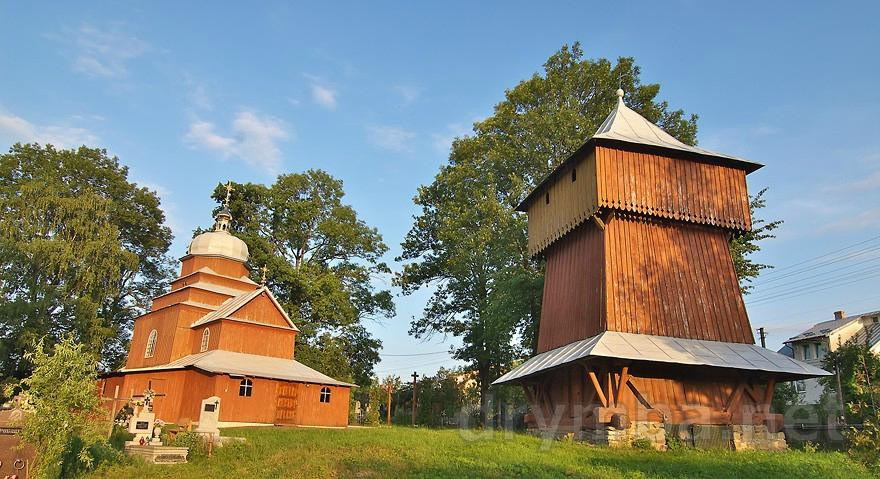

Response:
(536, 214), (752, 352)
(604, 213), (753, 344)
(216, 321), (296, 359)
(526, 152), (599, 256)
(537, 221), (605, 352)
(101, 370), (349, 427)
(525, 146), (751, 257)
(180, 255), (250, 279)
(594, 146), (750, 233)
(171, 271), (255, 294)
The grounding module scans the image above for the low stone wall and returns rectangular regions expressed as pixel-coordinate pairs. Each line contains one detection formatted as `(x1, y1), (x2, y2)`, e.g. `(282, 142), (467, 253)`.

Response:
(579, 421), (667, 450)
(575, 422), (787, 451)
(731, 425), (787, 451)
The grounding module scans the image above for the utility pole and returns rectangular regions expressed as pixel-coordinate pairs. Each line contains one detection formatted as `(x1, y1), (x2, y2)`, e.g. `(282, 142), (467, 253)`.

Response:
(756, 327), (767, 348)
(411, 371), (419, 426)
(385, 382), (392, 426)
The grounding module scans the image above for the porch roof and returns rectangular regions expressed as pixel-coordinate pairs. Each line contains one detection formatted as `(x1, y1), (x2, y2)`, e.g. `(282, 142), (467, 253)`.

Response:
(492, 331), (831, 386)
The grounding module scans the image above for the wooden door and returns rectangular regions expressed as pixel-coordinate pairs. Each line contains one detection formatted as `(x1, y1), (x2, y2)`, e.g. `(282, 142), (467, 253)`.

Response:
(275, 382), (298, 424)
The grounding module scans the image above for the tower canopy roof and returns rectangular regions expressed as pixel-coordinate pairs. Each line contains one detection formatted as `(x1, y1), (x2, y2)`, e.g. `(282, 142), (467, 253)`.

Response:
(593, 89), (759, 168)
(516, 89), (762, 212)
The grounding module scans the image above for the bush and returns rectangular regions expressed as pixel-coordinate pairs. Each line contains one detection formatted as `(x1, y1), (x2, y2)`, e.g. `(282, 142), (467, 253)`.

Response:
(631, 437), (654, 450)
(8, 337), (120, 479)
(168, 431), (209, 458)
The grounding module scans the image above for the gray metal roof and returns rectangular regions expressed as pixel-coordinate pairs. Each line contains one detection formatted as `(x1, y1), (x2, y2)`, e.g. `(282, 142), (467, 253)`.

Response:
(786, 309), (880, 342)
(593, 90), (761, 169)
(492, 331), (831, 385)
(117, 350), (354, 387)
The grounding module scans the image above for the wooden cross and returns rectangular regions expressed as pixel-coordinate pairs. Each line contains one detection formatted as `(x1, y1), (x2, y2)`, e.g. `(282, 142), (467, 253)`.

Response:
(385, 382), (392, 426)
(411, 371), (419, 426)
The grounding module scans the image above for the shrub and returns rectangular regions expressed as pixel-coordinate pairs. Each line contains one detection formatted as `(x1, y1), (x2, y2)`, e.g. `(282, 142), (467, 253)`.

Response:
(631, 437), (654, 450)
(169, 431), (209, 458)
(8, 337), (119, 479)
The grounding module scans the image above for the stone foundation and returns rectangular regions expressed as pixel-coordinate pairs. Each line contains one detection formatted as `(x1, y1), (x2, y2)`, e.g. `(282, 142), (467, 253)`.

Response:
(731, 425), (787, 451)
(574, 422), (787, 451)
(579, 421), (667, 450)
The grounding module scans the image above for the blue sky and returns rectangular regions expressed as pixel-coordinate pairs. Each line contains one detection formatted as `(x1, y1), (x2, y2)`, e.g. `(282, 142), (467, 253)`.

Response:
(1, 1), (879, 377)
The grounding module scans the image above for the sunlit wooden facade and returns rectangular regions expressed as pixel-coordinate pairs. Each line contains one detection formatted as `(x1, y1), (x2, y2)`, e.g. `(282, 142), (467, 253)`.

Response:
(101, 207), (352, 428)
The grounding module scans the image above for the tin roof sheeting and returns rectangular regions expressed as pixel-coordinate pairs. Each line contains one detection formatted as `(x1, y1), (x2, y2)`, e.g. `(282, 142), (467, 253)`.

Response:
(492, 331), (831, 385)
(117, 350), (354, 387)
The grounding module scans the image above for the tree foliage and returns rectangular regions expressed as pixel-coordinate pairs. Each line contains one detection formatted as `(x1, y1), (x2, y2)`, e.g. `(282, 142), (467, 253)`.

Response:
(730, 188), (783, 293)
(9, 337), (117, 479)
(0, 144), (174, 379)
(397, 44), (706, 424)
(208, 170), (393, 386)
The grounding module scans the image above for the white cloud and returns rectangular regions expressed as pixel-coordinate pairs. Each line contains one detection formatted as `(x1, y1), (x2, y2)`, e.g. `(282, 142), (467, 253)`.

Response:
(304, 75), (338, 109)
(69, 23), (149, 78)
(0, 112), (99, 148)
(366, 125), (416, 153)
(393, 85), (420, 105)
(185, 111), (290, 174)
(431, 123), (472, 153)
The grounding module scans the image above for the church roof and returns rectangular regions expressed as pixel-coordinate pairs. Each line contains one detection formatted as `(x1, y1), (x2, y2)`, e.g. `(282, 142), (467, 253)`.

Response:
(116, 350), (354, 387)
(190, 286), (298, 331)
(492, 331), (831, 386)
(516, 89), (763, 212)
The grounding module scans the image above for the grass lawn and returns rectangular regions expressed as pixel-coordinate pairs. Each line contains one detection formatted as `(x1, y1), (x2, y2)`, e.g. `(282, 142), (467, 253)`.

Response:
(89, 426), (872, 479)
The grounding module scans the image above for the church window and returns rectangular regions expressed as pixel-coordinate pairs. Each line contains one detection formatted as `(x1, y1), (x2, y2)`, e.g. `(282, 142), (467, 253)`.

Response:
(200, 328), (210, 352)
(545, 192), (550, 205)
(239, 379), (253, 397)
(320, 386), (331, 403)
(571, 168), (577, 182)
(145, 329), (158, 358)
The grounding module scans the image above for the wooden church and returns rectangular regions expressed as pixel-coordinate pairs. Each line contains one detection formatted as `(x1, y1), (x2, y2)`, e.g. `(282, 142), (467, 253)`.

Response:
(493, 90), (829, 448)
(101, 201), (352, 428)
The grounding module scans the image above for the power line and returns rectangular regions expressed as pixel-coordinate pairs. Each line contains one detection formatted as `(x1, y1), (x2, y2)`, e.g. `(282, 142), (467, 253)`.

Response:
(755, 233), (880, 280)
(748, 263), (880, 299)
(749, 255), (880, 293)
(752, 242), (880, 286)
(379, 350), (449, 357)
(746, 269), (880, 305)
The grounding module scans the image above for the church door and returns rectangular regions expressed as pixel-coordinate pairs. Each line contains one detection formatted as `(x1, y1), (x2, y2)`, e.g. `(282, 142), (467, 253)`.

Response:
(275, 382), (299, 424)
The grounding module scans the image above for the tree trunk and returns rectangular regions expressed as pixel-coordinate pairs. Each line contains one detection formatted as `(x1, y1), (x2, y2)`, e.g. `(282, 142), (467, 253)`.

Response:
(479, 368), (491, 427)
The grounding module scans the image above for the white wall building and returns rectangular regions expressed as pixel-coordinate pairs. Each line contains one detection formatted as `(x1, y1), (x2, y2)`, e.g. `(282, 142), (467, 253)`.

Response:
(779, 309), (880, 404)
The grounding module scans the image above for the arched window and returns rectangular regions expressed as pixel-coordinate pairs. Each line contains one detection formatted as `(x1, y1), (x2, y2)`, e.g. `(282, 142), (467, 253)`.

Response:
(319, 386), (331, 403)
(239, 379), (253, 397)
(200, 328), (210, 352)
(145, 329), (158, 358)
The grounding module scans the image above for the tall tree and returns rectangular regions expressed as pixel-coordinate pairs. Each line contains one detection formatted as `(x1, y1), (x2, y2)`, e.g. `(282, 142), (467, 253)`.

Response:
(209, 170), (392, 386)
(397, 43), (774, 424)
(0, 144), (174, 379)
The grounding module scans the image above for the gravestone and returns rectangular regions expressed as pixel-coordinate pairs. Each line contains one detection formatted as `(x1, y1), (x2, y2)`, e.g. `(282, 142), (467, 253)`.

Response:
(126, 404), (157, 446)
(195, 396), (221, 438)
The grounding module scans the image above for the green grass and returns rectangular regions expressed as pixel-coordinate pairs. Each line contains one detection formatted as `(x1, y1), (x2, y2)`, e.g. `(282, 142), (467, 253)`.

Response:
(89, 426), (872, 479)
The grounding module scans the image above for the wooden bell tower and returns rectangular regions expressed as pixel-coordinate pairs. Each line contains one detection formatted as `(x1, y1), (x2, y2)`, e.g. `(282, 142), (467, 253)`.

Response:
(494, 90), (829, 448)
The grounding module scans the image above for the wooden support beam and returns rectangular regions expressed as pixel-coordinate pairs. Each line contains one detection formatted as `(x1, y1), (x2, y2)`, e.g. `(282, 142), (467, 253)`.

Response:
(615, 366), (629, 407)
(743, 383), (761, 404)
(626, 378), (652, 410)
(724, 382), (745, 412)
(606, 371), (615, 407)
(587, 371), (608, 408)
(763, 378), (776, 413)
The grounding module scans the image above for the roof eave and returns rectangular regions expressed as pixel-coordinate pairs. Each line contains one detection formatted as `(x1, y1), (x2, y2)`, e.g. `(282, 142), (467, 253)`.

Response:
(515, 137), (764, 213)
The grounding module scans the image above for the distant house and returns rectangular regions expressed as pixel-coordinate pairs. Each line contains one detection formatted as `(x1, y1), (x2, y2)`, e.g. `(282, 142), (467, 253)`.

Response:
(780, 309), (880, 404)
